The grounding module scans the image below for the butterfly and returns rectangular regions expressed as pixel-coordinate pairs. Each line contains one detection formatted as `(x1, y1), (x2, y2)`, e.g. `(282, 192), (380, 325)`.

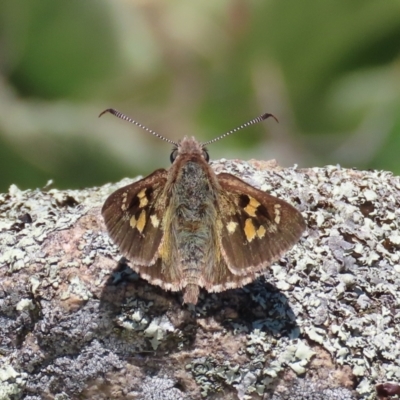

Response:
(100, 109), (306, 304)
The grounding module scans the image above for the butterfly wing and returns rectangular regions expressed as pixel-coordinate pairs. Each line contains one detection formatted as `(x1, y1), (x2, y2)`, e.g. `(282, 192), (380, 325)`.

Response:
(102, 169), (168, 266)
(216, 172), (306, 276)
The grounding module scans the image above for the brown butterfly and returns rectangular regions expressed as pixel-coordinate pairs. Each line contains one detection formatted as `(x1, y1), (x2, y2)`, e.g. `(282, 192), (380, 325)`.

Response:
(100, 109), (306, 304)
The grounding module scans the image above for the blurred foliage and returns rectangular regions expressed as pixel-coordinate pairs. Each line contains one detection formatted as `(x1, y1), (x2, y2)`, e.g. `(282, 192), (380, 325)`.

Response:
(0, 0), (400, 192)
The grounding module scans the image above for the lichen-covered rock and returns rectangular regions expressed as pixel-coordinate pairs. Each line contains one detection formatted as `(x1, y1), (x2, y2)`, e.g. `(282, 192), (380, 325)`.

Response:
(1, 160), (399, 399)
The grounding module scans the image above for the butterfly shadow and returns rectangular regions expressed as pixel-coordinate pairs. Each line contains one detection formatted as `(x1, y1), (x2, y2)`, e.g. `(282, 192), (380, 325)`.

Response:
(97, 258), (300, 395)
(97, 257), (300, 344)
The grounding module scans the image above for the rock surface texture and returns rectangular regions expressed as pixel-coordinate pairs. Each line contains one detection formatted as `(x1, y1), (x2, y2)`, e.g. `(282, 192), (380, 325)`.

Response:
(1, 159), (399, 400)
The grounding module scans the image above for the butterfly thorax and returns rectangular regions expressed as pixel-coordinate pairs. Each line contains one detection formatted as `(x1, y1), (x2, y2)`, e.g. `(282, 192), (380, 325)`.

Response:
(171, 136), (217, 229)
(174, 162), (213, 219)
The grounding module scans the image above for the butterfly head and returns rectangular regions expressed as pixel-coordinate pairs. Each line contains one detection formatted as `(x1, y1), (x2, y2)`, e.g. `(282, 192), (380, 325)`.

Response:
(170, 137), (210, 164)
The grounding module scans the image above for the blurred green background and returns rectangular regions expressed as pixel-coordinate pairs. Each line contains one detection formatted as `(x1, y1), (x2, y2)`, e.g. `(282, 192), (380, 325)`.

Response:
(1, 0), (400, 192)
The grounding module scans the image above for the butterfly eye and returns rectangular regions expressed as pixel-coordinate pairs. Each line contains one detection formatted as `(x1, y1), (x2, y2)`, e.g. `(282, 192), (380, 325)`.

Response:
(202, 149), (210, 162)
(170, 149), (178, 164)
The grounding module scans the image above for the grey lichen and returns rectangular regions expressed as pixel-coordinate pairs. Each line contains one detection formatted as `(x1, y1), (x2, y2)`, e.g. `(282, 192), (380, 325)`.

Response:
(140, 376), (186, 400)
(1, 160), (399, 399)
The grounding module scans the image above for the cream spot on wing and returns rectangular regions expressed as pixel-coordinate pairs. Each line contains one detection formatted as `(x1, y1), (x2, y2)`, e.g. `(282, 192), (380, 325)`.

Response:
(274, 204), (281, 224)
(257, 225), (266, 239)
(122, 212), (129, 221)
(136, 210), (146, 233)
(121, 192), (128, 211)
(158, 242), (164, 258)
(268, 224), (278, 233)
(129, 215), (137, 228)
(249, 197), (260, 208)
(139, 197), (148, 208)
(227, 221), (238, 233)
(244, 197), (260, 217)
(150, 214), (160, 228)
(244, 218), (256, 242)
(138, 189), (148, 208)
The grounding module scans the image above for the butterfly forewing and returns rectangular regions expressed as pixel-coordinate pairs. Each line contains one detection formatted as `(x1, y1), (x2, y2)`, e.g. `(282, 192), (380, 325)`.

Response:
(102, 169), (168, 265)
(216, 173), (306, 274)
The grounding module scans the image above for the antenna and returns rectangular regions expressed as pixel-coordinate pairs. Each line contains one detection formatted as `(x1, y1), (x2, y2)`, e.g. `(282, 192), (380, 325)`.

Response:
(99, 108), (178, 146)
(201, 112), (278, 146)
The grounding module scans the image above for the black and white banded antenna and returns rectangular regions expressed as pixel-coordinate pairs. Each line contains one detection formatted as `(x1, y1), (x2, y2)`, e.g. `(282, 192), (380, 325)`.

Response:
(99, 108), (178, 146)
(201, 112), (278, 147)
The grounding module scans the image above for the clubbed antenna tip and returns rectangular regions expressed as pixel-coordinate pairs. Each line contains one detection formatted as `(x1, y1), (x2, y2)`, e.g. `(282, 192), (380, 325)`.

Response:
(99, 109), (113, 118)
(261, 113), (279, 124)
